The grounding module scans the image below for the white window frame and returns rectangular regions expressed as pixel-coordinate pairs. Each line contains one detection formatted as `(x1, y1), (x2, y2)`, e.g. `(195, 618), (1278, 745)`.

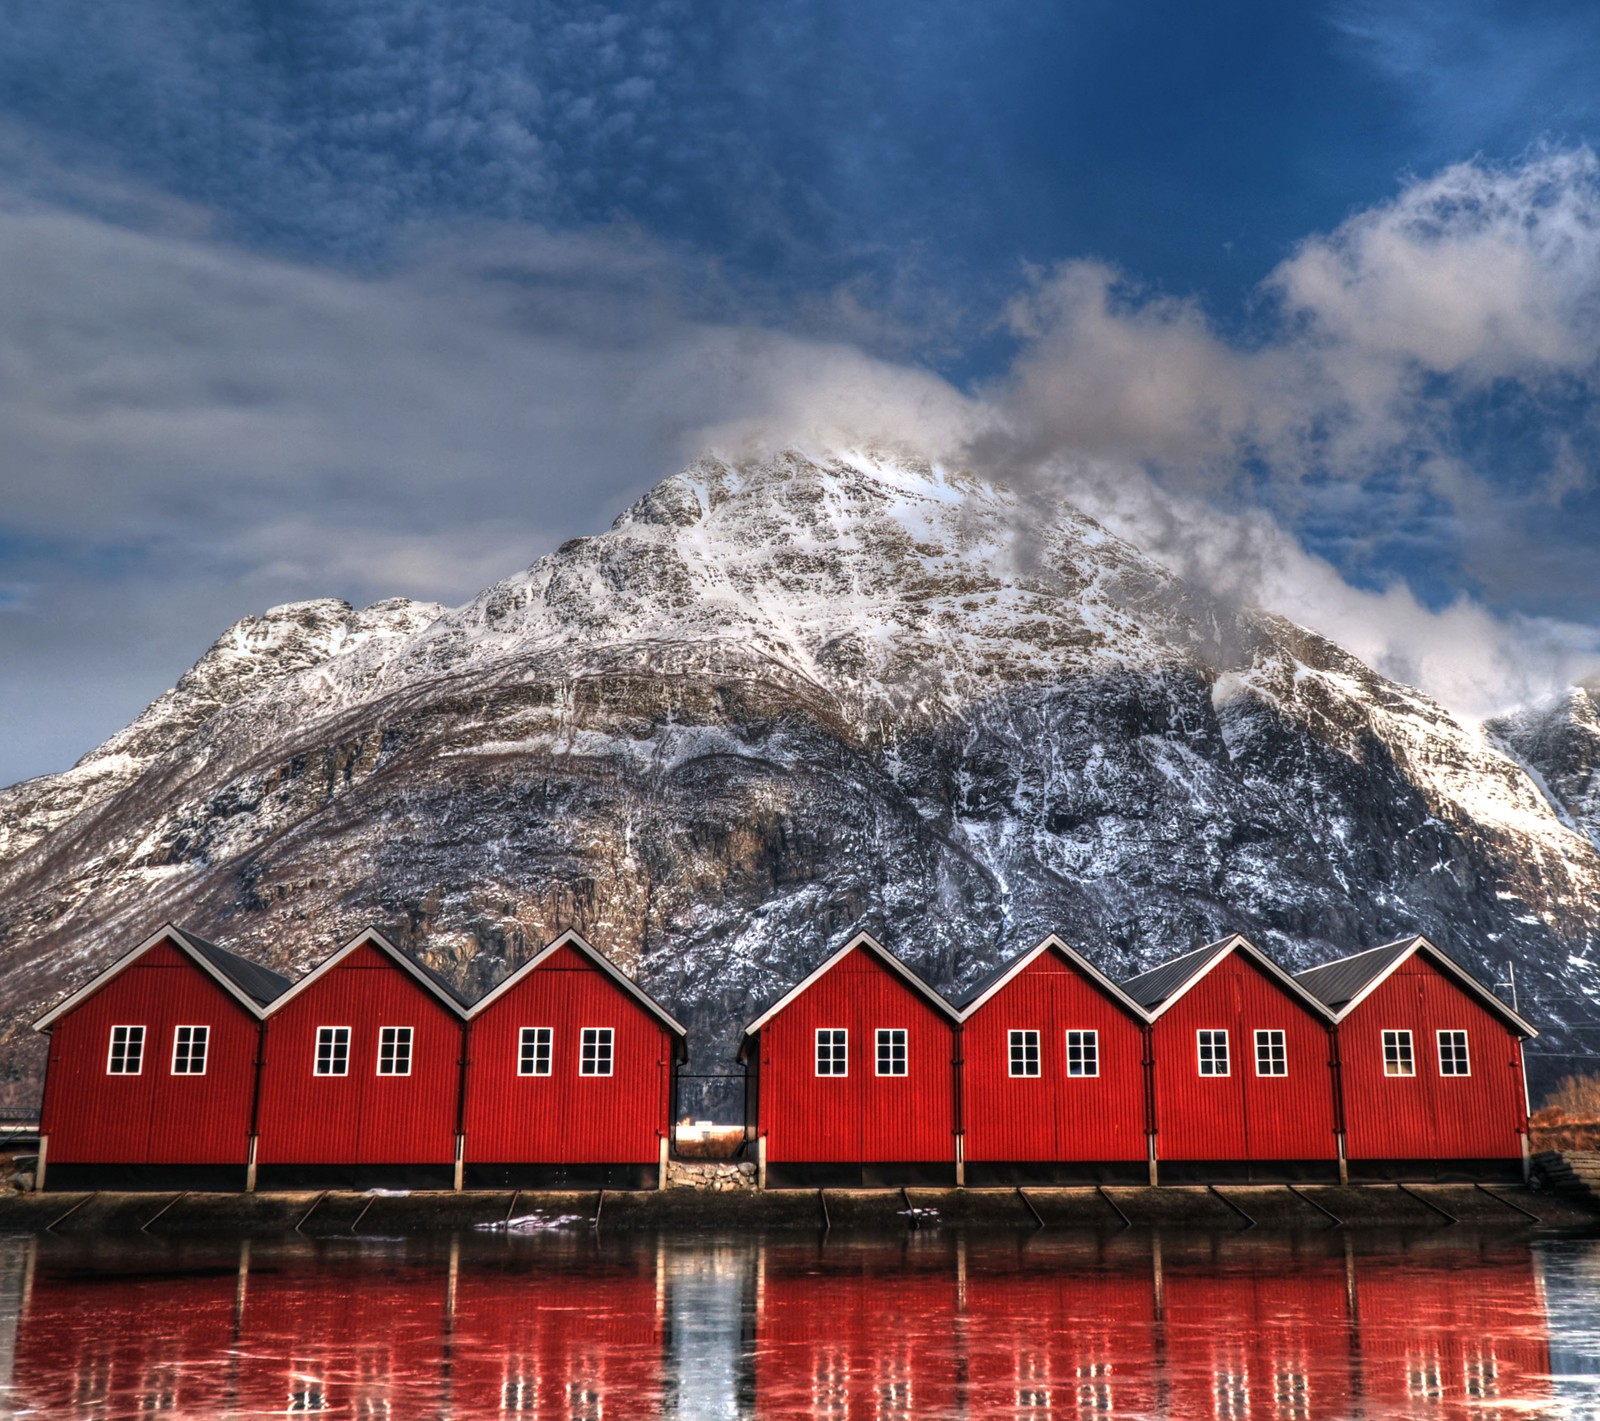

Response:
(1254, 1028), (1287, 1077)
(107, 1024), (145, 1076)
(580, 1027), (614, 1077)
(1197, 1029), (1230, 1077)
(1066, 1029), (1100, 1078)
(315, 1026), (351, 1077)
(816, 1028), (848, 1077)
(1008, 1029), (1041, 1077)
(1382, 1029), (1415, 1077)
(875, 1028), (908, 1077)
(519, 1026), (553, 1076)
(1437, 1029), (1471, 1077)
(377, 1025), (413, 1076)
(171, 1024), (209, 1076)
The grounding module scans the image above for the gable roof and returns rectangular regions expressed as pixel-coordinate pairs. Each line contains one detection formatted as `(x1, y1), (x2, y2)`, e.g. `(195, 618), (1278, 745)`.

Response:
(467, 929), (688, 1057)
(957, 934), (1150, 1023)
(33, 923), (292, 1030)
(1121, 934), (1334, 1023)
(265, 927), (470, 1019)
(739, 931), (959, 1051)
(1295, 935), (1537, 1037)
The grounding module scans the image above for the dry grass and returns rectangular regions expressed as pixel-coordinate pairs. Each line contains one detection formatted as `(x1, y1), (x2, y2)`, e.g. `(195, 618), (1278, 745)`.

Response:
(1530, 1073), (1600, 1152)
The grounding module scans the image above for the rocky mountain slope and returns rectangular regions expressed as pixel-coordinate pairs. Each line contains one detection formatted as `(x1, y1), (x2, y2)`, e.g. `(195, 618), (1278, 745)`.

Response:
(3, 450), (1597, 1104)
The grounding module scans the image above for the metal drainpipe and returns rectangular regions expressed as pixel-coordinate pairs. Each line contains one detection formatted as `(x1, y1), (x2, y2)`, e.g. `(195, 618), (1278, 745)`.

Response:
(245, 1017), (268, 1193)
(1329, 1022), (1349, 1186)
(952, 1022), (965, 1189)
(453, 1017), (470, 1193)
(1142, 1023), (1159, 1187)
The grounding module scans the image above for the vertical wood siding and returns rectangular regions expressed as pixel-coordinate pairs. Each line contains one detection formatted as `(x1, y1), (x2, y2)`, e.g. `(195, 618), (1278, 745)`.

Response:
(1151, 954), (1339, 1163)
(462, 943), (672, 1165)
(1339, 956), (1527, 1161)
(40, 940), (260, 1166)
(962, 950), (1148, 1162)
(254, 943), (461, 1166)
(756, 946), (956, 1164)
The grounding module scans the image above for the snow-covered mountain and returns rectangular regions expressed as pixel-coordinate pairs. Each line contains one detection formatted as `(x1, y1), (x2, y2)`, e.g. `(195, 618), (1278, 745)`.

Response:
(3, 450), (1597, 1101)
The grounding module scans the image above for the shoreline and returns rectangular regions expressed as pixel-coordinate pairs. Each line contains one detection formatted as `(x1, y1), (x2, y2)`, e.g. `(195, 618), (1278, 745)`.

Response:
(3, 1182), (1595, 1236)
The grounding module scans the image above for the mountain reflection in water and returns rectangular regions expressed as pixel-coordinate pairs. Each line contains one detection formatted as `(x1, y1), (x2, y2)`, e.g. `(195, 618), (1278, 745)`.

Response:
(0, 1227), (1597, 1418)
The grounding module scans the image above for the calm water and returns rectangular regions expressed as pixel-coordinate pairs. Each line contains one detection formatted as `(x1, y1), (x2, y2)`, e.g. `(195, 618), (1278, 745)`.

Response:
(1, 1224), (1598, 1418)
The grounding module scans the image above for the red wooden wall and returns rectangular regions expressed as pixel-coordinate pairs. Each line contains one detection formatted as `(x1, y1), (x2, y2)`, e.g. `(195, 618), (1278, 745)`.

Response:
(753, 945), (956, 1164)
(962, 949), (1148, 1163)
(254, 943), (461, 1167)
(1150, 952), (1339, 1164)
(463, 943), (673, 1165)
(40, 939), (260, 1167)
(1339, 955), (1528, 1161)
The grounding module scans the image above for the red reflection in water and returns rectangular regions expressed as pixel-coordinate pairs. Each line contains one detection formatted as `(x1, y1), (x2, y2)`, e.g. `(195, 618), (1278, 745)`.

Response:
(5, 1229), (1556, 1419)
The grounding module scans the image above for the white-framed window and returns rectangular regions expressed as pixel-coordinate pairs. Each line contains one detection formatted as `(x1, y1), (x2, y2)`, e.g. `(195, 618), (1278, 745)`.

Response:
(1066, 1030), (1099, 1077)
(580, 1027), (613, 1077)
(1382, 1029), (1415, 1077)
(377, 1026), (413, 1076)
(107, 1025), (145, 1075)
(1254, 1029), (1287, 1077)
(1437, 1030), (1470, 1077)
(876, 1028), (908, 1076)
(315, 1026), (350, 1076)
(1197, 1029), (1230, 1076)
(519, 1027), (552, 1076)
(171, 1024), (209, 1076)
(1009, 1029), (1041, 1077)
(816, 1028), (848, 1076)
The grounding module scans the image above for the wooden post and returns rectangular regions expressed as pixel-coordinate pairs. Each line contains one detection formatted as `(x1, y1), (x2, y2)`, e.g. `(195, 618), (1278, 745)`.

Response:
(658, 1135), (669, 1191)
(757, 1134), (767, 1191)
(954, 1134), (964, 1189)
(453, 1135), (464, 1192)
(34, 1135), (47, 1192)
(1147, 1134), (1159, 1188)
(1336, 1133), (1349, 1186)
(245, 1136), (258, 1193)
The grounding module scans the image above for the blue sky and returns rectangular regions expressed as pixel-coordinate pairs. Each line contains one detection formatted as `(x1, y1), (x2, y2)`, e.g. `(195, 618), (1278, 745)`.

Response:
(3, 0), (1600, 781)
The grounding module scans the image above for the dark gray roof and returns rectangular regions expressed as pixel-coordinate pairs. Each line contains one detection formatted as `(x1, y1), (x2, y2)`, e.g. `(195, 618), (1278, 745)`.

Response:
(408, 953), (473, 1009)
(185, 932), (294, 1007)
(1121, 939), (1234, 1010)
(1294, 938), (1416, 1011)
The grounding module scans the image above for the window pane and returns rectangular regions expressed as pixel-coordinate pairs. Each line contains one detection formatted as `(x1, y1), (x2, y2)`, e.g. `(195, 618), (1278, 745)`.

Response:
(1383, 1030), (1415, 1077)
(520, 1027), (552, 1075)
(108, 1025), (145, 1075)
(1066, 1030), (1099, 1077)
(378, 1027), (412, 1076)
(1008, 1030), (1041, 1077)
(315, 1027), (350, 1076)
(581, 1027), (614, 1076)
(876, 1028), (907, 1076)
(1254, 1029), (1286, 1077)
(1198, 1030), (1229, 1076)
(172, 1025), (209, 1076)
(1438, 1031), (1470, 1076)
(816, 1029), (848, 1076)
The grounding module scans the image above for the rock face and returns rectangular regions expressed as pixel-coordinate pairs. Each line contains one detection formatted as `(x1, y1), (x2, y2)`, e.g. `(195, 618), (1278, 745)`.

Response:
(3, 450), (1598, 1106)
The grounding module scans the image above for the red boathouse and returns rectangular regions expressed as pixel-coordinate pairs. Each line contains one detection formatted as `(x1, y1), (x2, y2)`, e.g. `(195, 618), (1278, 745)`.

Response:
(1296, 935), (1536, 1181)
(253, 928), (469, 1189)
(461, 929), (687, 1189)
(740, 931), (960, 1188)
(33, 924), (290, 1191)
(958, 934), (1152, 1184)
(1124, 935), (1341, 1182)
